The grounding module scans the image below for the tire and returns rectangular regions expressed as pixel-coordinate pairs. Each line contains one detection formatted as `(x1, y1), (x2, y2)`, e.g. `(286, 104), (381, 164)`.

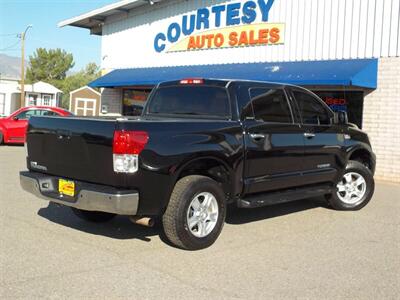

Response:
(0, 131), (3, 145)
(327, 160), (375, 210)
(71, 208), (116, 223)
(162, 175), (226, 250)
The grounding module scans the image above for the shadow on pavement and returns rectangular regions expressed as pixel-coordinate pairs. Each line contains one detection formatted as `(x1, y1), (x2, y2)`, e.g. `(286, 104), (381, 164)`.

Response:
(226, 197), (327, 225)
(37, 197), (328, 242)
(38, 202), (159, 242)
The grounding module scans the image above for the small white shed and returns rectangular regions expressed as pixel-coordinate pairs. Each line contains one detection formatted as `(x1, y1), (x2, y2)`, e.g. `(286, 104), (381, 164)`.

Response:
(24, 81), (63, 107)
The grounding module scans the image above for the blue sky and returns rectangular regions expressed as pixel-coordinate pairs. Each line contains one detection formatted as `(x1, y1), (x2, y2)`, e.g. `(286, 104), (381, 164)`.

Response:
(0, 0), (117, 71)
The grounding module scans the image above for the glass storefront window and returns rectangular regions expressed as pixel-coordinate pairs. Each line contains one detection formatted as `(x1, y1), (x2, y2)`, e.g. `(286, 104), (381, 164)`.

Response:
(313, 90), (364, 128)
(122, 89), (151, 116)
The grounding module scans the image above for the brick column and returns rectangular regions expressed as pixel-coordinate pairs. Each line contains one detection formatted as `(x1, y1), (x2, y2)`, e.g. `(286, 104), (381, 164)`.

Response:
(363, 57), (400, 183)
(100, 88), (122, 115)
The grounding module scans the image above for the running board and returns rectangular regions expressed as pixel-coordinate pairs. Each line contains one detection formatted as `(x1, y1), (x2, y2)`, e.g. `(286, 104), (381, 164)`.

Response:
(237, 185), (333, 208)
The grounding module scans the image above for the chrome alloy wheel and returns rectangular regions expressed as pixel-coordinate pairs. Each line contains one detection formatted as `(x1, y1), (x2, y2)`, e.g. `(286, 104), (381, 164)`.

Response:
(186, 192), (219, 238)
(336, 172), (367, 204)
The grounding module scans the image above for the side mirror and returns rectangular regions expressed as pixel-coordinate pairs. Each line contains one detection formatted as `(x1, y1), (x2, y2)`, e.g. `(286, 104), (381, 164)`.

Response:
(13, 116), (19, 121)
(334, 111), (348, 125)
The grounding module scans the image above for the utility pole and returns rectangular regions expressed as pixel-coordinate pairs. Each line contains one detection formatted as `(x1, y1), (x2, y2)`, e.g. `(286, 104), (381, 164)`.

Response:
(20, 25), (33, 108)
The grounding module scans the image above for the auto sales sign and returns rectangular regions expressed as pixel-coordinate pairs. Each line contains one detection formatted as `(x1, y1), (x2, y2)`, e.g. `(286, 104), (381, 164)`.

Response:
(154, 0), (284, 53)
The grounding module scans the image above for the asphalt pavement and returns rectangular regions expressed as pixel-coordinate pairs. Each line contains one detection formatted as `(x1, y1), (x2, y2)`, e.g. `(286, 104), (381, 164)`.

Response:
(0, 145), (399, 299)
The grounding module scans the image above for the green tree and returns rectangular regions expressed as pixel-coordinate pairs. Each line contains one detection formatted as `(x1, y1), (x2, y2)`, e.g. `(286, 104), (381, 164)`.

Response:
(26, 48), (74, 83)
(84, 62), (100, 77)
(58, 62), (101, 109)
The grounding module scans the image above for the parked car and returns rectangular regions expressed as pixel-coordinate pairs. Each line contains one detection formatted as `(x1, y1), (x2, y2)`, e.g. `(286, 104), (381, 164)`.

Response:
(0, 106), (73, 144)
(20, 79), (375, 250)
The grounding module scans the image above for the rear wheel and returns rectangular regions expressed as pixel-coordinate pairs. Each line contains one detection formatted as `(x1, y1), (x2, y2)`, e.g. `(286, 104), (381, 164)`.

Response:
(162, 175), (226, 250)
(327, 161), (374, 210)
(71, 208), (116, 223)
(0, 131), (3, 144)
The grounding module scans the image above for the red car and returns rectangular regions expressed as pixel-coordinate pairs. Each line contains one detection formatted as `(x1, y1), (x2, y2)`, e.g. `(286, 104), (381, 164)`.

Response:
(0, 106), (73, 144)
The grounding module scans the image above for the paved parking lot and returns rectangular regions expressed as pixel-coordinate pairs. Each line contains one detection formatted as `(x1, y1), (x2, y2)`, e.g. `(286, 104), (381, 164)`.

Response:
(0, 145), (399, 299)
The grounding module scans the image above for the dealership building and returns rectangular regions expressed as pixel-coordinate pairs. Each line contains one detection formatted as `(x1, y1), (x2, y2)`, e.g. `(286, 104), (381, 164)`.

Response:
(60, 0), (400, 182)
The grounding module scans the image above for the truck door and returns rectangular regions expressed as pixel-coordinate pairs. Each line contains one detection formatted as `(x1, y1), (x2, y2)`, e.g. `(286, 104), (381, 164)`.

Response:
(290, 89), (345, 185)
(243, 87), (305, 194)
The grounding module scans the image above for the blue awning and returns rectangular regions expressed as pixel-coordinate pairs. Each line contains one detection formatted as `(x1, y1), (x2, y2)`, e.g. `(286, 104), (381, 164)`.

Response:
(90, 59), (378, 89)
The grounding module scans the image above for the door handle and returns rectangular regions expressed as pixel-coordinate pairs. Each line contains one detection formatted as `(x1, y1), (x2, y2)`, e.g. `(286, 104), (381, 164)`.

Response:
(303, 132), (315, 138)
(250, 133), (266, 141)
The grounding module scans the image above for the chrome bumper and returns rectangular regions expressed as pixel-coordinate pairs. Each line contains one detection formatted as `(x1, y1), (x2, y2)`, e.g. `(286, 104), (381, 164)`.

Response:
(20, 171), (139, 215)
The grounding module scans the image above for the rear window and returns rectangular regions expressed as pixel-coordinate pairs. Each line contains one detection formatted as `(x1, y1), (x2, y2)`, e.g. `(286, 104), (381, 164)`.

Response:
(146, 86), (230, 118)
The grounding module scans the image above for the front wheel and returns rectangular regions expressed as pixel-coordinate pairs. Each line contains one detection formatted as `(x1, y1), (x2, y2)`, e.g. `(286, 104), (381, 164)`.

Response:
(327, 161), (375, 210)
(162, 175), (226, 250)
(71, 208), (116, 223)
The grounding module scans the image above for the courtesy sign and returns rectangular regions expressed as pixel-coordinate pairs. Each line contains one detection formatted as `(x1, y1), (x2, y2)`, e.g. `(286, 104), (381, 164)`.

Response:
(154, 0), (284, 53)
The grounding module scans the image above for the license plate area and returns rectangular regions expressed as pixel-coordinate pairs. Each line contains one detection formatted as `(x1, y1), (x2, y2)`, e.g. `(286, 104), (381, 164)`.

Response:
(58, 179), (75, 197)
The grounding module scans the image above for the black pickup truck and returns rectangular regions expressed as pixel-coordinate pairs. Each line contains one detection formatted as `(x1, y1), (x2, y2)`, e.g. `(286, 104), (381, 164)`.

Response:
(20, 79), (376, 250)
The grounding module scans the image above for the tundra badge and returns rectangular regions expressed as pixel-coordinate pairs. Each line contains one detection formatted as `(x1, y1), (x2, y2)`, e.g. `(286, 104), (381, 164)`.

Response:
(30, 161), (48, 171)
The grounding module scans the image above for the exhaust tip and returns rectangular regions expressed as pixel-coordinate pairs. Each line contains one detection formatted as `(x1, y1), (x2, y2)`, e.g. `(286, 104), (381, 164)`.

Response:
(129, 216), (154, 227)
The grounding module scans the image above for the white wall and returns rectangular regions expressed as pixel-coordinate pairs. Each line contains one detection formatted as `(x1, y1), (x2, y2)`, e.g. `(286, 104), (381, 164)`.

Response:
(0, 82), (20, 116)
(101, 0), (400, 70)
(4, 93), (13, 116)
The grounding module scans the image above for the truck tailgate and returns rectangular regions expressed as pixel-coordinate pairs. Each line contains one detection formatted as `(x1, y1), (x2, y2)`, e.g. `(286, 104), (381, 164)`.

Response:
(26, 116), (124, 187)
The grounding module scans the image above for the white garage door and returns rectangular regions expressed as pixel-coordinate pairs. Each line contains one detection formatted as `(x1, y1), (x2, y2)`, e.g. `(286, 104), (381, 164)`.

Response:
(75, 98), (96, 116)
(0, 93), (5, 116)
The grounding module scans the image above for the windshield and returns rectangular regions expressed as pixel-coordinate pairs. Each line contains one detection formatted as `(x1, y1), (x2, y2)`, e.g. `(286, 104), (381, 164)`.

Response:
(146, 86), (230, 118)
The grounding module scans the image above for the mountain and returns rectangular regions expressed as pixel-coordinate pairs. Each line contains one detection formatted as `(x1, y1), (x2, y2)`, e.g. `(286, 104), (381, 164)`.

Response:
(0, 54), (25, 79)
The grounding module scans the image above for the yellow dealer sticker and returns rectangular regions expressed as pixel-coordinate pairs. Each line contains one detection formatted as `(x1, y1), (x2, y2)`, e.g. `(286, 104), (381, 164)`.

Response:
(167, 23), (284, 53)
(59, 179), (75, 197)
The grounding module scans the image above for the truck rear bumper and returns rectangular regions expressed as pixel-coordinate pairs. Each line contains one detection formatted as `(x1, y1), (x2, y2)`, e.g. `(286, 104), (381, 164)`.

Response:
(20, 171), (139, 215)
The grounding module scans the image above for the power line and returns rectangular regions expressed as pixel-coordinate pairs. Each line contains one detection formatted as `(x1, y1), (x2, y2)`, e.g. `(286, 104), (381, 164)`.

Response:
(0, 33), (19, 37)
(0, 48), (20, 52)
(0, 39), (21, 51)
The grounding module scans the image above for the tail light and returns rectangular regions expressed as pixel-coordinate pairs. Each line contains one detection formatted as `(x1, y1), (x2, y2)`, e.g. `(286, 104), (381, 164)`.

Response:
(113, 130), (149, 173)
(180, 78), (204, 84)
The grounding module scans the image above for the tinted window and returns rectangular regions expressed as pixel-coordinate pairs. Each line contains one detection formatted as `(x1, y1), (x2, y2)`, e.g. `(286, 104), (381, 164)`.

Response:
(147, 86), (230, 118)
(39, 110), (58, 116)
(16, 109), (40, 120)
(293, 91), (331, 125)
(243, 88), (292, 123)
